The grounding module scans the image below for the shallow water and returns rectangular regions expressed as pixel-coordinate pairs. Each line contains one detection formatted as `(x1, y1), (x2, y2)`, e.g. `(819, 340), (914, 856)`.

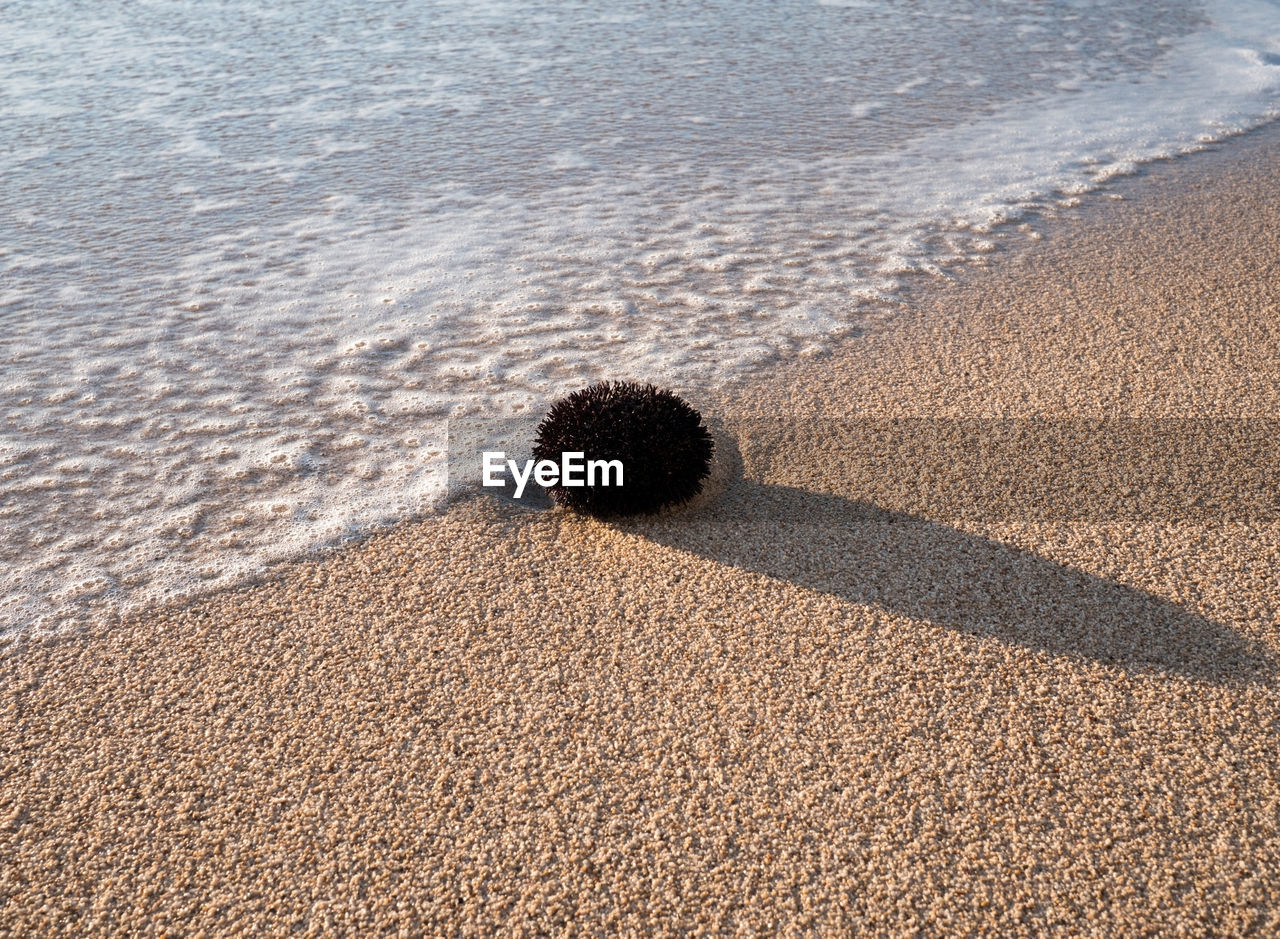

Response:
(3, 0), (1279, 633)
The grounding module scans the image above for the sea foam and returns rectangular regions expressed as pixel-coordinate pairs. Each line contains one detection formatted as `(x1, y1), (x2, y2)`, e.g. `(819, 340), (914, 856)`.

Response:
(2, 0), (1279, 634)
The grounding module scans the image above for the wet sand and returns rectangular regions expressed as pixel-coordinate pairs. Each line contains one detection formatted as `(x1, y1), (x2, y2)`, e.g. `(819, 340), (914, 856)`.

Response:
(4, 125), (1280, 935)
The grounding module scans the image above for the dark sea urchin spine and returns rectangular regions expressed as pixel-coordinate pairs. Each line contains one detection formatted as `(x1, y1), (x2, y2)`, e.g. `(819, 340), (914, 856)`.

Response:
(531, 382), (714, 517)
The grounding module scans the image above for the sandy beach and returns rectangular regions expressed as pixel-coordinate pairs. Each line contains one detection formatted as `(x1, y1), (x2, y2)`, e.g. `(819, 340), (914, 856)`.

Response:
(4, 125), (1280, 935)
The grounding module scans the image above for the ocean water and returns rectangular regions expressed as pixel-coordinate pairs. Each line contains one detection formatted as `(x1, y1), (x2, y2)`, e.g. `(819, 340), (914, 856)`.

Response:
(3, 0), (1280, 634)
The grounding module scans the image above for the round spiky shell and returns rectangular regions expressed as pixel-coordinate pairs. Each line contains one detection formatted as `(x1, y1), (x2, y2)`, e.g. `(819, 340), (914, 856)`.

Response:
(531, 381), (714, 517)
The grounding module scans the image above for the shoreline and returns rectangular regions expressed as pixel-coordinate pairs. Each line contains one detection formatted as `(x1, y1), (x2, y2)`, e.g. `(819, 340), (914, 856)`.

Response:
(7, 120), (1280, 643)
(4, 125), (1280, 933)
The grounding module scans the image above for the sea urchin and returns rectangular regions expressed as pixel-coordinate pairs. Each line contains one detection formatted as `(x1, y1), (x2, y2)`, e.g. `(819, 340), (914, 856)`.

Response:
(531, 381), (714, 517)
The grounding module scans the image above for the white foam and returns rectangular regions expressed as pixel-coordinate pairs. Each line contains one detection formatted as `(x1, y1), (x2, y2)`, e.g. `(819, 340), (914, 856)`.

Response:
(2, 0), (1279, 635)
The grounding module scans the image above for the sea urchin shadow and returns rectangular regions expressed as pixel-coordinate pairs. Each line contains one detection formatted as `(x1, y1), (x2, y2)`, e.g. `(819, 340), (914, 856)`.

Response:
(532, 382), (714, 518)
(637, 479), (1276, 685)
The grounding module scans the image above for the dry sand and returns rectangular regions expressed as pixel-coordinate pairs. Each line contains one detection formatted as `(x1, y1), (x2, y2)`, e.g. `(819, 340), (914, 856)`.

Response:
(5, 125), (1280, 936)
